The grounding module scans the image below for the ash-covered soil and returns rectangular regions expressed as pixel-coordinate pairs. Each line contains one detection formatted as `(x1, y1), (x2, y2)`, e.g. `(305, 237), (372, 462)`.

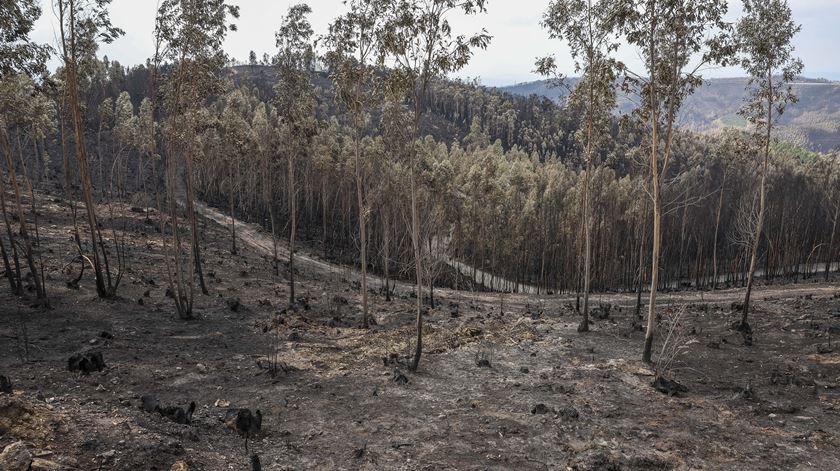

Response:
(1, 191), (839, 470)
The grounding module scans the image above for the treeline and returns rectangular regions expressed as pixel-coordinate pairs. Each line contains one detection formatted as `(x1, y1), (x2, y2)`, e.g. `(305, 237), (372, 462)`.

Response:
(49, 58), (838, 297)
(7, 67), (838, 297)
(193, 90), (840, 295)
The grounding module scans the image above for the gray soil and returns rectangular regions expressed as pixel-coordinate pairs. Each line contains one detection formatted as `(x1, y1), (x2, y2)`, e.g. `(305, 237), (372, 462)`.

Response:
(1, 192), (839, 470)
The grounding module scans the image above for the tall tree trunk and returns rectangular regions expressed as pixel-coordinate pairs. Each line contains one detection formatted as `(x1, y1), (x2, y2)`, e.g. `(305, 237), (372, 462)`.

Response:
(383, 209), (391, 302)
(409, 167), (422, 371)
(271, 203), (279, 277)
(288, 149), (296, 305)
(742, 71), (774, 329)
(579, 83), (595, 333)
(353, 121), (368, 326)
(635, 201), (648, 320)
(712, 168), (726, 289)
(428, 236), (435, 309)
(643, 39), (661, 364)
(825, 204), (839, 281)
(23, 132), (48, 300)
(409, 90), (424, 372)
(185, 149), (209, 296)
(61, 0), (118, 299)
(3, 130), (44, 300)
(229, 164), (237, 255)
(0, 153), (20, 295)
(322, 178), (328, 258)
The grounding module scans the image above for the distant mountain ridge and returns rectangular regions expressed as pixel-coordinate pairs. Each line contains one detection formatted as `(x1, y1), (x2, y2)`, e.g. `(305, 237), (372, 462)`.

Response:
(498, 77), (840, 152)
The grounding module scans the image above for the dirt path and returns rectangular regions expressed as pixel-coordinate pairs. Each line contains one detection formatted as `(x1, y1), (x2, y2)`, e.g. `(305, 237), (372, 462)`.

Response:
(193, 199), (416, 294)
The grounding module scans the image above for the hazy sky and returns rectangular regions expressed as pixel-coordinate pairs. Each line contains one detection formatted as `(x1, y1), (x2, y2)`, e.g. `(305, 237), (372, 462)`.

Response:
(31, 0), (839, 86)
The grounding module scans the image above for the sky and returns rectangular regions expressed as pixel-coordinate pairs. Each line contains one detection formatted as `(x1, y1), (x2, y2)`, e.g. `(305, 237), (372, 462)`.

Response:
(31, 0), (840, 87)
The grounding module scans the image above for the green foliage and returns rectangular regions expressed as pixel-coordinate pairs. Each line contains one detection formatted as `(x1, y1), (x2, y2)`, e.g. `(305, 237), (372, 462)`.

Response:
(274, 4), (317, 147)
(617, 0), (734, 126)
(380, 0), (492, 113)
(56, 0), (125, 75)
(737, 0), (803, 140)
(537, 0), (621, 154)
(156, 0), (239, 116)
(0, 0), (51, 78)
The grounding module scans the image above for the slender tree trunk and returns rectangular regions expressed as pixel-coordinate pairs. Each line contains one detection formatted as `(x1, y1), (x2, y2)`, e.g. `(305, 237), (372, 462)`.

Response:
(23, 133), (48, 300)
(0, 233), (13, 293)
(643, 40), (660, 364)
(677, 194), (688, 281)
(353, 120), (368, 326)
(409, 89), (424, 372)
(97, 119), (104, 198)
(383, 209), (391, 302)
(635, 201), (648, 319)
(644, 9), (681, 364)
(644, 186), (662, 364)
(743, 71), (774, 328)
(579, 82), (595, 333)
(270, 203), (279, 276)
(229, 164), (237, 255)
(166, 141), (190, 319)
(0, 154), (20, 295)
(322, 179), (328, 258)
(409, 167), (422, 371)
(825, 204), (839, 281)
(288, 149), (296, 305)
(4, 130), (45, 300)
(428, 236), (435, 309)
(61, 1), (119, 299)
(712, 168), (726, 289)
(185, 149), (209, 296)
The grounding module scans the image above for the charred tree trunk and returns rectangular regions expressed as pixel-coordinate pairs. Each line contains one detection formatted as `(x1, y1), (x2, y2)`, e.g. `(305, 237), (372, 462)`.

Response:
(288, 148), (297, 305)
(826, 204), (839, 281)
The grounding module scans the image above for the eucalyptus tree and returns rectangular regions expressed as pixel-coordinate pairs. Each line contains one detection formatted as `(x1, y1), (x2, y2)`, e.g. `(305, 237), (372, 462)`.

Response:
(55, 0), (124, 299)
(736, 0), (802, 335)
(616, 0), (733, 363)
(0, 75), (50, 300)
(381, 0), (491, 371)
(251, 101), (283, 273)
(537, 0), (621, 332)
(155, 0), (239, 318)
(0, 0), (50, 78)
(96, 96), (113, 194)
(111, 91), (136, 198)
(217, 88), (255, 255)
(135, 97), (156, 194)
(0, 0), (50, 298)
(274, 3), (317, 305)
(310, 116), (341, 259)
(379, 95), (413, 301)
(324, 0), (388, 328)
(12, 82), (54, 301)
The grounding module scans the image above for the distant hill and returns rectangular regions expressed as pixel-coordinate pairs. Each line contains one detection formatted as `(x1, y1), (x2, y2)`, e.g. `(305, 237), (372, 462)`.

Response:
(499, 77), (840, 152)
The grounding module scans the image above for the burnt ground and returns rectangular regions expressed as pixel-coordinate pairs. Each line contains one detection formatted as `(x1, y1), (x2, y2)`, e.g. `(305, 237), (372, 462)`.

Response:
(1, 191), (839, 470)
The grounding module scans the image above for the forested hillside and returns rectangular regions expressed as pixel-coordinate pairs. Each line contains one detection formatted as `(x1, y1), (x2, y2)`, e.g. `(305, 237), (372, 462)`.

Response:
(9, 58), (838, 303)
(501, 77), (840, 152)
(2, 0), (840, 468)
